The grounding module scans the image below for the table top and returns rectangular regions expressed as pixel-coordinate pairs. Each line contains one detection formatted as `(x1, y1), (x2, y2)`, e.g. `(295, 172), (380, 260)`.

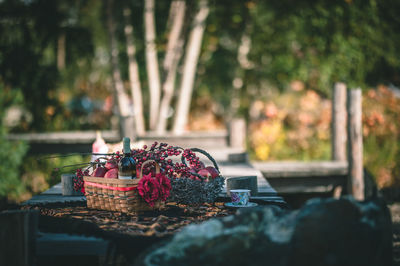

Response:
(23, 161), (284, 206)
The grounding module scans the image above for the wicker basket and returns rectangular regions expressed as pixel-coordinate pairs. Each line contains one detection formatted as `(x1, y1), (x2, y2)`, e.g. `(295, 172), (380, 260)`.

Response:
(168, 148), (225, 205)
(84, 160), (163, 214)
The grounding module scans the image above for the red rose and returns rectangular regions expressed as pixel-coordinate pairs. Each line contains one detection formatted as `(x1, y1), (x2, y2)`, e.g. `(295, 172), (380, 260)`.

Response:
(138, 174), (160, 207)
(156, 173), (171, 201)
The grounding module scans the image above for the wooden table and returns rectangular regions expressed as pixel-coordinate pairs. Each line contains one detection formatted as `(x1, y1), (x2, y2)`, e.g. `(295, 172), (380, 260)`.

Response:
(20, 154), (285, 264)
(24, 161), (284, 206)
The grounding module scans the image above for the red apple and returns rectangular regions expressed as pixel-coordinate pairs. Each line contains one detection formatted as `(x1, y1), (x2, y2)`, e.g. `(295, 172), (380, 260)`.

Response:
(92, 166), (107, 177)
(104, 168), (118, 179)
(105, 159), (118, 170)
(197, 168), (212, 179)
(205, 166), (220, 178)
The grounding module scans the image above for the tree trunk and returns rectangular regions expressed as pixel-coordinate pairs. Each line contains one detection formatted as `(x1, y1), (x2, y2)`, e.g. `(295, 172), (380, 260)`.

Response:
(57, 32), (66, 70)
(172, 0), (209, 135)
(157, 0), (186, 133)
(237, 24), (254, 70)
(162, 0), (186, 74)
(229, 22), (253, 120)
(144, 0), (161, 130)
(123, 5), (145, 136)
(106, 0), (134, 139)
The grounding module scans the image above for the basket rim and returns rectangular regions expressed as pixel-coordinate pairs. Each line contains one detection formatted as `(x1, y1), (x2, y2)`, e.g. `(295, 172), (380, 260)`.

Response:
(84, 176), (140, 185)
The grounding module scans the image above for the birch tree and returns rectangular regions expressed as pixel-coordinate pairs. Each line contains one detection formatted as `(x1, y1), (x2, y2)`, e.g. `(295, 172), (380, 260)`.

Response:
(172, 0), (209, 134)
(229, 22), (254, 120)
(123, 5), (145, 135)
(144, 0), (161, 130)
(112, 0), (208, 135)
(106, 0), (134, 139)
(157, 0), (186, 133)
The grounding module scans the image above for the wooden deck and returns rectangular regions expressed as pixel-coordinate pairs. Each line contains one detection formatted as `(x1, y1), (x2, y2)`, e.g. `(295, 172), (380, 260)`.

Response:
(252, 161), (348, 194)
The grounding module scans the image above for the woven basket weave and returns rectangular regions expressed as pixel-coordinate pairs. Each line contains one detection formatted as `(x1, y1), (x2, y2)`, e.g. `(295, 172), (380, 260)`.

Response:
(83, 160), (162, 214)
(168, 148), (225, 205)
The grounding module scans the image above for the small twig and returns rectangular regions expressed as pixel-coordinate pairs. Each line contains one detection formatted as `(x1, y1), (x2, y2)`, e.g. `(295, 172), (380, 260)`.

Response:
(37, 153), (117, 161)
(56, 162), (97, 170)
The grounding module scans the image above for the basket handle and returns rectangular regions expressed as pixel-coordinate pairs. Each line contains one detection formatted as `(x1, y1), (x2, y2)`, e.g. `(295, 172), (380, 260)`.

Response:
(180, 148), (220, 181)
(181, 147), (220, 172)
(138, 160), (160, 180)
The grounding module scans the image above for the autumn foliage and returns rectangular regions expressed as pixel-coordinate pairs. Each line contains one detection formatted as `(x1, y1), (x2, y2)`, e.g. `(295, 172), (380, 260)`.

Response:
(248, 85), (400, 189)
(249, 88), (331, 161)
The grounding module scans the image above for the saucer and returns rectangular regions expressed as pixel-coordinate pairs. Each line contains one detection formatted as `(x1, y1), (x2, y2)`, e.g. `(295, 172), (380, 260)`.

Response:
(224, 202), (258, 209)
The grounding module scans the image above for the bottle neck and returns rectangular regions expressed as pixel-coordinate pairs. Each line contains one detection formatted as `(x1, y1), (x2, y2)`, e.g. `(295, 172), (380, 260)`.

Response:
(122, 137), (131, 156)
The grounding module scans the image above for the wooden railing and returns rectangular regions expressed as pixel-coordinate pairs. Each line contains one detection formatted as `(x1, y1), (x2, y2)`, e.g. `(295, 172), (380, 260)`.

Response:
(252, 83), (365, 200)
(6, 120), (247, 163)
(7, 130), (121, 154)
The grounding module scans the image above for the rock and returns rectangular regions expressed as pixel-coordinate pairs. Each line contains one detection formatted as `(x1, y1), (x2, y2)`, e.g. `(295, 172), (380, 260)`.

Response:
(288, 197), (392, 266)
(136, 197), (392, 266)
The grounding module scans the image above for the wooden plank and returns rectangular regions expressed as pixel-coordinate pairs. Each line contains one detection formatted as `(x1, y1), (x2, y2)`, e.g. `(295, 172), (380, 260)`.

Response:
(347, 89), (364, 200)
(226, 176), (258, 196)
(204, 147), (247, 163)
(36, 232), (109, 256)
(252, 161), (348, 194)
(28, 143), (93, 154)
(267, 175), (346, 194)
(219, 162), (277, 196)
(252, 161), (348, 178)
(7, 130), (228, 145)
(7, 130), (232, 154)
(0, 210), (38, 266)
(251, 196), (286, 202)
(22, 194), (86, 205)
(41, 183), (63, 195)
(6, 130), (120, 144)
(142, 130), (228, 139)
(138, 130), (229, 149)
(332, 82), (347, 161)
(218, 195), (287, 207)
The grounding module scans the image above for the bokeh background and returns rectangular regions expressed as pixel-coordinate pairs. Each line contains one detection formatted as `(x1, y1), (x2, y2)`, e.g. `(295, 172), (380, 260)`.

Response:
(1, 0), (399, 203)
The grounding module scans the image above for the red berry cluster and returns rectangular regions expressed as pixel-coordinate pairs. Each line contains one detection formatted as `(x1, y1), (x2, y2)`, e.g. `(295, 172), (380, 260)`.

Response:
(73, 142), (207, 192)
(182, 149), (204, 170)
(131, 142), (202, 180)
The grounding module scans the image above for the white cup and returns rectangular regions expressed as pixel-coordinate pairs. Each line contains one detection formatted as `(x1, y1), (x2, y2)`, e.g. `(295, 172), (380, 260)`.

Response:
(230, 189), (250, 206)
